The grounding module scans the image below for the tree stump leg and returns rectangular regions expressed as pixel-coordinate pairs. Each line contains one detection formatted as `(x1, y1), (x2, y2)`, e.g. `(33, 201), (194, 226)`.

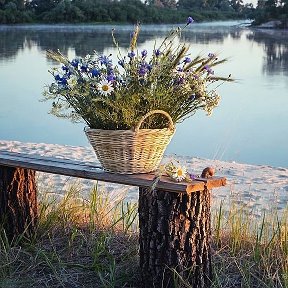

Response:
(0, 165), (38, 241)
(138, 187), (212, 288)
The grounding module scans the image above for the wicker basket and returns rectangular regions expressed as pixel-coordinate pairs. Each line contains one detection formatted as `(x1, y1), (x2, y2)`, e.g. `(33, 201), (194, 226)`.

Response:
(85, 110), (175, 174)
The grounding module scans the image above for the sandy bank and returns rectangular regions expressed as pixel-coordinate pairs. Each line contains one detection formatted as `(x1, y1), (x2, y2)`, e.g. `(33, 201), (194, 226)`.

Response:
(0, 140), (287, 217)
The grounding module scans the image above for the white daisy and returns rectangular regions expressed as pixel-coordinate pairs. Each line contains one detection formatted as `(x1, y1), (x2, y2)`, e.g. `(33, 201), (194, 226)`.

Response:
(67, 75), (77, 88)
(172, 165), (187, 182)
(97, 81), (114, 96)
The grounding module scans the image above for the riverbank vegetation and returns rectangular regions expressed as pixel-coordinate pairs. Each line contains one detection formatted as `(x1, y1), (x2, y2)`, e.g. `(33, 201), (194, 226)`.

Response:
(0, 182), (287, 287)
(1, 0), (287, 28)
(0, 0), (253, 24)
(252, 0), (288, 28)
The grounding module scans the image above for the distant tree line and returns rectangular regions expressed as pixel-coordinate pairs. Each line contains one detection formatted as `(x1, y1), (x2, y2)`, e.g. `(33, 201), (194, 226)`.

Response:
(253, 0), (288, 27)
(0, 0), (253, 24)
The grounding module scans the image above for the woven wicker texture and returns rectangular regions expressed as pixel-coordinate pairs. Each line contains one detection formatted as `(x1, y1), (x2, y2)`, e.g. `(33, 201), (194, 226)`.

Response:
(85, 110), (175, 174)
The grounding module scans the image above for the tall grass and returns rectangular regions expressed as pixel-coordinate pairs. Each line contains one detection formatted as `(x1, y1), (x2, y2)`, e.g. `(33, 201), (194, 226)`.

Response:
(212, 202), (288, 288)
(0, 181), (287, 287)
(0, 182), (139, 287)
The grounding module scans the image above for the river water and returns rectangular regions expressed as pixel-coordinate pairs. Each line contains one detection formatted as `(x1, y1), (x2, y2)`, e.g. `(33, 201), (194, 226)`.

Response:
(0, 21), (287, 167)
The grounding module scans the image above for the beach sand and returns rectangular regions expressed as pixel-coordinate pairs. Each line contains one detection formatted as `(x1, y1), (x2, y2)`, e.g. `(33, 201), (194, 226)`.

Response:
(1, 140), (287, 217)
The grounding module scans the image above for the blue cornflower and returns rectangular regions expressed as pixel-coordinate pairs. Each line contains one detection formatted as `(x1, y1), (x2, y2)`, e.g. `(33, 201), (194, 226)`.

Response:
(187, 16), (194, 25)
(189, 173), (197, 180)
(107, 66), (114, 75)
(139, 62), (152, 76)
(55, 75), (68, 86)
(183, 57), (191, 64)
(128, 51), (135, 59)
(176, 77), (185, 85)
(91, 69), (100, 77)
(139, 68), (146, 76)
(204, 65), (214, 75)
(70, 59), (79, 68)
(138, 64), (147, 76)
(81, 64), (88, 72)
(54, 74), (61, 81)
(146, 64), (153, 71)
(60, 77), (68, 85)
(154, 49), (161, 57)
(141, 49), (147, 58)
(118, 59), (125, 67)
(62, 65), (69, 72)
(106, 74), (115, 81)
(99, 55), (112, 66)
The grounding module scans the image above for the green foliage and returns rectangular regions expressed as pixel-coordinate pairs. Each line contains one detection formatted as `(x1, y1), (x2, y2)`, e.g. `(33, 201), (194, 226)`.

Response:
(41, 0), (85, 23)
(0, 0), (249, 24)
(43, 22), (232, 130)
(0, 0), (33, 23)
(252, 0), (288, 27)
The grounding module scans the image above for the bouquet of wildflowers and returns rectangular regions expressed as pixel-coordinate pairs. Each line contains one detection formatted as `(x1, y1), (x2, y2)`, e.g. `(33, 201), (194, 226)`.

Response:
(44, 17), (232, 130)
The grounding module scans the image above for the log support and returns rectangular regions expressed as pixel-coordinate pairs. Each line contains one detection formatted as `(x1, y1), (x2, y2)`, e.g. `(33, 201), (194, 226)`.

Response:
(138, 186), (212, 288)
(0, 165), (38, 241)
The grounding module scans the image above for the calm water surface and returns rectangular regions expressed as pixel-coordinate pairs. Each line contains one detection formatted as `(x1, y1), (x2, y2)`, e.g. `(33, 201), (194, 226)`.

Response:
(0, 21), (287, 167)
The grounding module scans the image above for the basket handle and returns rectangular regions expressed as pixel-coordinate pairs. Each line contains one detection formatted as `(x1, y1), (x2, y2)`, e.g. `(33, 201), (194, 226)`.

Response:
(135, 110), (175, 132)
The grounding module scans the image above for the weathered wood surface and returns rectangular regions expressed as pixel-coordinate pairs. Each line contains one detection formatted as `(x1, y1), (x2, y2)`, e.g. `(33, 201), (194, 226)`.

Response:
(139, 185), (212, 288)
(0, 150), (226, 193)
(0, 166), (37, 241)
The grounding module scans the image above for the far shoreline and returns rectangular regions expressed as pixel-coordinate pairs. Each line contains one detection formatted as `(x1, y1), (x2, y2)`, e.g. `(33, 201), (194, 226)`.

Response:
(250, 18), (288, 29)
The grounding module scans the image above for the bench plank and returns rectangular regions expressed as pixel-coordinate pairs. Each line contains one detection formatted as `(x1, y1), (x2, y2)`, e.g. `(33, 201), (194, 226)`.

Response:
(0, 150), (225, 193)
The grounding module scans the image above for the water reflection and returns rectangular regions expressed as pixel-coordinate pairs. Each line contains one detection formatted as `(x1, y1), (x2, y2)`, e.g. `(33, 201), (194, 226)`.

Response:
(183, 31), (229, 44)
(1, 25), (287, 78)
(0, 26), (221, 58)
(1, 25), (181, 61)
(246, 29), (288, 76)
(0, 30), (26, 60)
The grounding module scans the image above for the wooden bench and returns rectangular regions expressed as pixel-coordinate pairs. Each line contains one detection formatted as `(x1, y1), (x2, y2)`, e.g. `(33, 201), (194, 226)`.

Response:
(0, 147), (226, 288)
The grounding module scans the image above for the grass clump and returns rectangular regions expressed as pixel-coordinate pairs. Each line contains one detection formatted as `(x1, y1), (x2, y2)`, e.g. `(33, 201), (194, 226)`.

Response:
(0, 182), (287, 287)
(0, 183), (139, 288)
(212, 202), (288, 288)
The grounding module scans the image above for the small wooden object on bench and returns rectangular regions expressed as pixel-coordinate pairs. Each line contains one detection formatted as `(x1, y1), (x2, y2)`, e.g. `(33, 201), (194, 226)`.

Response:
(0, 148), (226, 287)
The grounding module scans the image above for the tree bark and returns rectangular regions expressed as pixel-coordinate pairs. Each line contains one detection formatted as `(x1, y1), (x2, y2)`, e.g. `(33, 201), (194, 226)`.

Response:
(138, 187), (212, 288)
(0, 165), (38, 241)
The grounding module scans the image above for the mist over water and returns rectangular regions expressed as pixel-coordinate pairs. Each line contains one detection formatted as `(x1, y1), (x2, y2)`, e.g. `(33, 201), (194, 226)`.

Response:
(0, 21), (287, 167)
